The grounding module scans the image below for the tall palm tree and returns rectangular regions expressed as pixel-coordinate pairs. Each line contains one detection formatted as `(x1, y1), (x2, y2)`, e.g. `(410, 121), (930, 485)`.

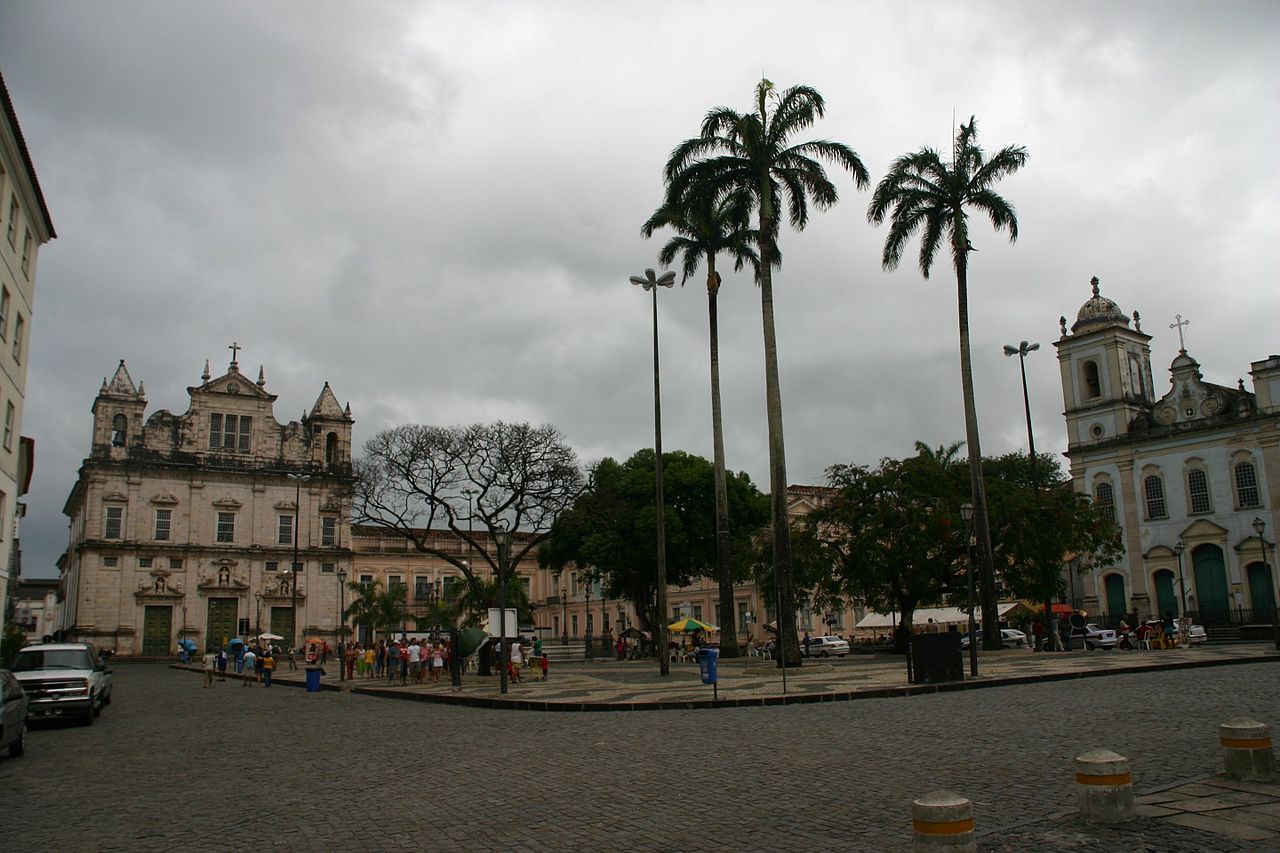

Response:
(867, 116), (1028, 652)
(641, 187), (758, 658)
(666, 79), (868, 666)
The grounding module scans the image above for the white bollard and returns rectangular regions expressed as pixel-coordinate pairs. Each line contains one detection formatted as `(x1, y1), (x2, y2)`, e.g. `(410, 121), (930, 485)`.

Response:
(1220, 719), (1276, 782)
(911, 790), (975, 853)
(1076, 749), (1134, 823)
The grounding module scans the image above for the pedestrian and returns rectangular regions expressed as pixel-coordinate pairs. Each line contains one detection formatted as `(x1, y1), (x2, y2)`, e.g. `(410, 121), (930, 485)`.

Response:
(802, 632), (812, 657)
(925, 618), (939, 634)
(241, 647), (257, 686)
(363, 644), (375, 678)
(408, 638), (422, 684)
(345, 643), (357, 680)
(262, 650), (275, 687)
(431, 642), (445, 685)
(202, 648), (216, 687)
(216, 648), (228, 678)
(375, 641), (385, 678)
(253, 647), (266, 684)
(533, 636), (543, 659)
(288, 645), (298, 670)
(509, 638), (523, 682)
(540, 654), (549, 681)
(387, 641), (401, 683)
(234, 644), (245, 674)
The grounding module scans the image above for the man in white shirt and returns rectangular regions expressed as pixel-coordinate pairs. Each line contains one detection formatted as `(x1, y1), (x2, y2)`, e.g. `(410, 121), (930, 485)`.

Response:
(407, 639), (422, 683)
(241, 648), (257, 686)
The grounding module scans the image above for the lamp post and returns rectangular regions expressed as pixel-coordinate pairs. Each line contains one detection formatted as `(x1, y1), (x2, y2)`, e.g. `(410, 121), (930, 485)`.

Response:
(631, 267), (675, 677)
(336, 567), (347, 682)
(495, 528), (510, 695)
(561, 575), (569, 646)
(254, 593), (261, 641)
(1174, 540), (1188, 618)
(1003, 339), (1054, 651)
(1257, 517), (1280, 649)
(960, 502), (978, 677)
(585, 577), (594, 660)
(287, 471), (311, 651)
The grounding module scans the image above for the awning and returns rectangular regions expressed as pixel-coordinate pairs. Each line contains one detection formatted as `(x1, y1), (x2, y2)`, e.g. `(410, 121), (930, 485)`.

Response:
(854, 603), (1019, 630)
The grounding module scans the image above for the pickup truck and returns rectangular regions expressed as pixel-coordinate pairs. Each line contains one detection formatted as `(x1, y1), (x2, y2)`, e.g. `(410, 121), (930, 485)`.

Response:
(11, 643), (113, 726)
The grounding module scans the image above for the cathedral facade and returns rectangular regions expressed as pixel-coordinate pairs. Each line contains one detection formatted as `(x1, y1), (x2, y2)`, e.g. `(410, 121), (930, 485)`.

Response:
(56, 352), (355, 655)
(1056, 278), (1280, 628)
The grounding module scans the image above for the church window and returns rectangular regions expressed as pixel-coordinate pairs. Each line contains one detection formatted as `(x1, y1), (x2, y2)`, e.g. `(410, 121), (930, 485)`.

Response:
(1143, 476), (1167, 520)
(154, 509), (171, 541)
(208, 413), (252, 451)
(3, 401), (13, 450)
(169, 558), (183, 569)
(0, 286), (9, 340)
(139, 557), (152, 568)
(111, 414), (127, 447)
(103, 556), (118, 567)
(321, 516), (337, 546)
(321, 562), (335, 573)
(6, 195), (17, 247)
(278, 514), (294, 545)
(1082, 361), (1101, 399)
(1235, 461), (1261, 509)
(266, 561), (278, 572)
(326, 432), (338, 464)
(414, 576), (432, 600)
(1187, 468), (1212, 514)
(12, 314), (22, 363)
(104, 506), (124, 539)
(1128, 355), (1144, 397)
(1094, 481), (1115, 521)
(216, 511), (236, 543)
(21, 228), (32, 277)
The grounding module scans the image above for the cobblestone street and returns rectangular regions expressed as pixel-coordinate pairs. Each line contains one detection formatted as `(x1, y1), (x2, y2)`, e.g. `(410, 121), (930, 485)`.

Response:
(3, 662), (1279, 851)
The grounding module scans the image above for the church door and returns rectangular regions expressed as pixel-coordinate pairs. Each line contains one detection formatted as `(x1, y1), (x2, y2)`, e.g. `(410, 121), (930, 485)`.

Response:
(1153, 570), (1179, 617)
(1103, 573), (1127, 620)
(206, 598), (239, 650)
(1247, 562), (1277, 620)
(1192, 545), (1230, 625)
(270, 607), (296, 648)
(142, 606), (173, 656)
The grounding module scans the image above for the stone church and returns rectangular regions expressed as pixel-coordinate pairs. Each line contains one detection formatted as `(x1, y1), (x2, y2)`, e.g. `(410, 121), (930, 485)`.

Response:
(1056, 278), (1280, 629)
(56, 350), (355, 655)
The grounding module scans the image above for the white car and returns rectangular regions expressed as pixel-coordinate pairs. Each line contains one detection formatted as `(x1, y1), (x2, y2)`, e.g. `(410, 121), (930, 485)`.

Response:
(1071, 623), (1117, 650)
(1173, 619), (1208, 645)
(960, 629), (1028, 649)
(806, 636), (850, 657)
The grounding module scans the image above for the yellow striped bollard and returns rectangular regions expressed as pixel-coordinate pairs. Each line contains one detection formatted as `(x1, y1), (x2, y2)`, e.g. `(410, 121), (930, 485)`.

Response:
(1220, 719), (1276, 782)
(1076, 749), (1134, 823)
(911, 790), (975, 853)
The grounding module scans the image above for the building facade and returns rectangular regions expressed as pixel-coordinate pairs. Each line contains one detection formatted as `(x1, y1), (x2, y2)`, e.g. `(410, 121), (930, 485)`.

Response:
(57, 354), (355, 655)
(0, 73), (55, 631)
(1055, 277), (1280, 626)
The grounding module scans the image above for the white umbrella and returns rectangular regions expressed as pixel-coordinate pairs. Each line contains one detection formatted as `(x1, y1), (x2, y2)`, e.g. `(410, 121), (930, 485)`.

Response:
(258, 632), (284, 641)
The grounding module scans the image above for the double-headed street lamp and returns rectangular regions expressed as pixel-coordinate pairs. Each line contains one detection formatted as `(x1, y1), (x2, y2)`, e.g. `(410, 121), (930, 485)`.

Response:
(336, 567), (347, 682)
(1174, 540), (1188, 618)
(960, 502), (978, 677)
(630, 267), (675, 677)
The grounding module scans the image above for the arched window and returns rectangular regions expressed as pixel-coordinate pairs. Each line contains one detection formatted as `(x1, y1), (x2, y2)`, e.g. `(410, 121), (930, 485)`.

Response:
(1094, 481), (1115, 521)
(1082, 361), (1101, 399)
(1187, 468), (1212, 514)
(1144, 475), (1167, 519)
(1234, 460), (1261, 508)
(325, 432), (339, 464)
(111, 413), (127, 447)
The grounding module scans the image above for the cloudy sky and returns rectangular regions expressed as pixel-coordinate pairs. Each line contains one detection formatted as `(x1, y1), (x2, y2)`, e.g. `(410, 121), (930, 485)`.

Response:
(3, 1), (1278, 579)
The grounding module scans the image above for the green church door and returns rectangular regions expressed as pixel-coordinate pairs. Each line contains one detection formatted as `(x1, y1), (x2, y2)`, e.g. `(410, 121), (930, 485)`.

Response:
(1192, 545), (1230, 625)
(1153, 570), (1179, 617)
(1104, 573), (1127, 620)
(1247, 563), (1276, 620)
(206, 598), (239, 651)
(142, 606), (173, 656)
(270, 608), (295, 648)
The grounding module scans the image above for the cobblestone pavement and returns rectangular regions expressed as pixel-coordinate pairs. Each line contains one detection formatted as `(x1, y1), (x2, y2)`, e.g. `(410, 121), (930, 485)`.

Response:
(2, 663), (1278, 852)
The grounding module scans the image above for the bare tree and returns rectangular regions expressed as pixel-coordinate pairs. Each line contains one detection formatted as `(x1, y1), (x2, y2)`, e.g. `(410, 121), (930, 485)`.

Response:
(353, 422), (584, 603)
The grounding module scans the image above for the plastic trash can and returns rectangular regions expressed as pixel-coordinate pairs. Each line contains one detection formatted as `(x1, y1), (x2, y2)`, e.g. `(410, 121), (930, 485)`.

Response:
(305, 666), (323, 692)
(696, 647), (719, 685)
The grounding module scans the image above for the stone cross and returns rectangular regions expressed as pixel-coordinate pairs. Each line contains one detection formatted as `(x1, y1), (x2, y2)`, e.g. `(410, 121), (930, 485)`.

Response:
(228, 341), (241, 366)
(1169, 315), (1190, 352)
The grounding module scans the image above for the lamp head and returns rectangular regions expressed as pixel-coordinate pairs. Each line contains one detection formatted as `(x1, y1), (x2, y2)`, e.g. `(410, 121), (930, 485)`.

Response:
(337, 568), (347, 582)
(629, 268), (676, 291)
(1025, 341), (1040, 353)
(494, 528), (510, 548)
(1003, 345), (1018, 356)
(1174, 541), (1185, 556)
(959, 503), (974, 523)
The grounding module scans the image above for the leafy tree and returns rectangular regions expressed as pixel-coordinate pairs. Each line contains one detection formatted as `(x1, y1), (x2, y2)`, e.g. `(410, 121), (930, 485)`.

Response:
(867, 116), (1028, 650)
(665, 79), (868, 665)
(344, 580), (407, 640)
(641, 186), (759, 658)
(540, 449), (769, 644)
(353, 421), (583, 613)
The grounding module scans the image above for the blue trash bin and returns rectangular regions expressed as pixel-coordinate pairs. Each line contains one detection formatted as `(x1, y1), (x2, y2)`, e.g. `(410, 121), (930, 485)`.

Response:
(697, 647), (718, 685)
(305, 666), (323, 692)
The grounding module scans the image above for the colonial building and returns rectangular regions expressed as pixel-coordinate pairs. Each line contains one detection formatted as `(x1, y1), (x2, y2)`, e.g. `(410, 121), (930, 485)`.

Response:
(0, 73), (55, 629)
(1055, 277), (1280, 626)
(57, 352), (355, 655)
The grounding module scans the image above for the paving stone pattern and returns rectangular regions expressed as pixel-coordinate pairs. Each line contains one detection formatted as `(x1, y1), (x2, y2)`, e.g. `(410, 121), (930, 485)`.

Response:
(2, 663), (1278, 851)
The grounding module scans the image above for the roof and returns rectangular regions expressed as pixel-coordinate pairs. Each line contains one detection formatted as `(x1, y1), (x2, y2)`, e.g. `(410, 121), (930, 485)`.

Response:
(854, 603), (1018, 629)
(0, 71), (56, 239)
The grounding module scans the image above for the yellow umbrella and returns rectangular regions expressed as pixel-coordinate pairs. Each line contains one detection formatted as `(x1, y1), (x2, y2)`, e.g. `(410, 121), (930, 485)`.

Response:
(668, 617), (718, 633)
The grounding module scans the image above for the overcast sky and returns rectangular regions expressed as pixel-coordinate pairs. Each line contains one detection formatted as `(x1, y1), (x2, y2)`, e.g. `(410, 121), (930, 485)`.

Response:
(3, 1), (1278, 579)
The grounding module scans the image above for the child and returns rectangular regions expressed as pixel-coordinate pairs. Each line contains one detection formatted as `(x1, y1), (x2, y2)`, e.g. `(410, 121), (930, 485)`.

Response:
(539, 654), (549, 681)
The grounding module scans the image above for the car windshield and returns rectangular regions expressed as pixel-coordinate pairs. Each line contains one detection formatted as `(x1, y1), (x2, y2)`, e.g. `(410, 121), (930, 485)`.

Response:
(13, 649), (93, 672)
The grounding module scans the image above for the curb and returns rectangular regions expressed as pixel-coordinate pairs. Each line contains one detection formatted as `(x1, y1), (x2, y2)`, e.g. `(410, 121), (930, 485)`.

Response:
(170, 664), (344, 692)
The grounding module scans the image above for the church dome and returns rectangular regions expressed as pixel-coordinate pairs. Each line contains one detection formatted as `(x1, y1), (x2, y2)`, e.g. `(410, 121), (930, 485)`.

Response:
(1071, 276), (1130, 333)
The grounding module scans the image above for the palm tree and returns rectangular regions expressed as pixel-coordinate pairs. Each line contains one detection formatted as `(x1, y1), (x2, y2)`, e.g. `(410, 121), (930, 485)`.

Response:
(641, 187), (758, 658)
(867, 116), (1028, 652)
(344, 579), (407, 641)
(666, 79), (868, 666)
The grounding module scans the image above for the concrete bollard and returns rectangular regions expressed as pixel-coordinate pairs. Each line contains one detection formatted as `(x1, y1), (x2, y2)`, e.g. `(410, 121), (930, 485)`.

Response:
(911, 790), (975, 853)
(1219, 719), (1276, 782)
(1076, 749), (1134, 823)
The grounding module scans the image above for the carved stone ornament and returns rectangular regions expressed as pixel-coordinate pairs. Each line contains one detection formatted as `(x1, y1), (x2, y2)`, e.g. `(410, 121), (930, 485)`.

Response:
(273, 499), (298, 511)
(150, 492), (179, 506)
(1153, 404), (1177, 425)
(1201, 396), (1223, 416)
(212, 497), (243, 509)
(103, 491), (129, 503)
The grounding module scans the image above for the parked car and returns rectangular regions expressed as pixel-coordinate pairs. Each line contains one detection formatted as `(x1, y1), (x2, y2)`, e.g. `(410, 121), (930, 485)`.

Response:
(1071, 623), (1118, 650)
(806, 636), (850, 657)
(960, 629), (1029, 649)
(12, 643), (113, 726)
(0, 669), (28, 757)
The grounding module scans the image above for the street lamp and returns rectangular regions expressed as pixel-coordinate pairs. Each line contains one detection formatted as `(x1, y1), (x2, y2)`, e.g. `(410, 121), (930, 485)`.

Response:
(960, 502), (978, 677)
(495, 528), (510, 695)
(1003, 339), (1055, 652)
(585, 576), (594, 661)
(254, 592), (262, 641)
(336, 567), (347, 682)
(561, 574), (569, 646)
(631, 267), (675, 677)
(287, 471), (311, 651)
(1174, 540), (1188, 618)
(1256, 517), (1280, 649)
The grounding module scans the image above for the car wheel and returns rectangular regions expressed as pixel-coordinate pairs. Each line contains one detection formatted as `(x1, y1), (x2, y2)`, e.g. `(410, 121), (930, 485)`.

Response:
(8, 723), (25, 757)
(103, 691), (112, 707)
(820, 651), (829, 658)
(81, 694), (96, 726)
(92, 695), (102, 718)
(1085, 641), (1095, 650)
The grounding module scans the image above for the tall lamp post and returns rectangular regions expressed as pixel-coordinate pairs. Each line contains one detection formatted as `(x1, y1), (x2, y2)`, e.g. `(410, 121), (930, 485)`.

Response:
(961, 502), (978, 677)
(495, 528), (510, 695)
(287, 471), (311, 651)
(1174, 540), (1188, 618)
(585, 577), (594, 661)
(561, 575), (569, 646)
(1003, 340), (1054, 650)
(1256, 517), (1280, 649)
(336, 567), (347, 682)
(630, 267), (675, 677)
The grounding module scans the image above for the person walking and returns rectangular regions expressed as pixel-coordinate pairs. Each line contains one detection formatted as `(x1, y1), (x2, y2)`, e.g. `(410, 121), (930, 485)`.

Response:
(387, 641), (401, 684)
(374, 641), (385, 679)
(802, 632), (812, 657)
(363, 644), (375, 679)
(262, 650), (275, 687)
(241, 647), (257, 686)
(287, 645), (298, 671)
(430, 642), (445, 685)
(202, 648), (217, 688)
(345, 643), (357, 680)
(253, 647), (266, 684)
(216, 648), (228, 679)
(509, 638), (523, 683)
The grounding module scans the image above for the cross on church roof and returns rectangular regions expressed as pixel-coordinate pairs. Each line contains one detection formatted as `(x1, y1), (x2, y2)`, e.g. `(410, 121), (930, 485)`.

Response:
(1169, 314), (1190, 353)
(228, 341), (241, 368)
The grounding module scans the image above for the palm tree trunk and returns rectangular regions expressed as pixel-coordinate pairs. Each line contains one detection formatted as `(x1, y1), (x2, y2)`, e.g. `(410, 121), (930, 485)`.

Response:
(954, 251), (1001, 651)
(707, 262), (738, 658)
(758, 213), (800, 667)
